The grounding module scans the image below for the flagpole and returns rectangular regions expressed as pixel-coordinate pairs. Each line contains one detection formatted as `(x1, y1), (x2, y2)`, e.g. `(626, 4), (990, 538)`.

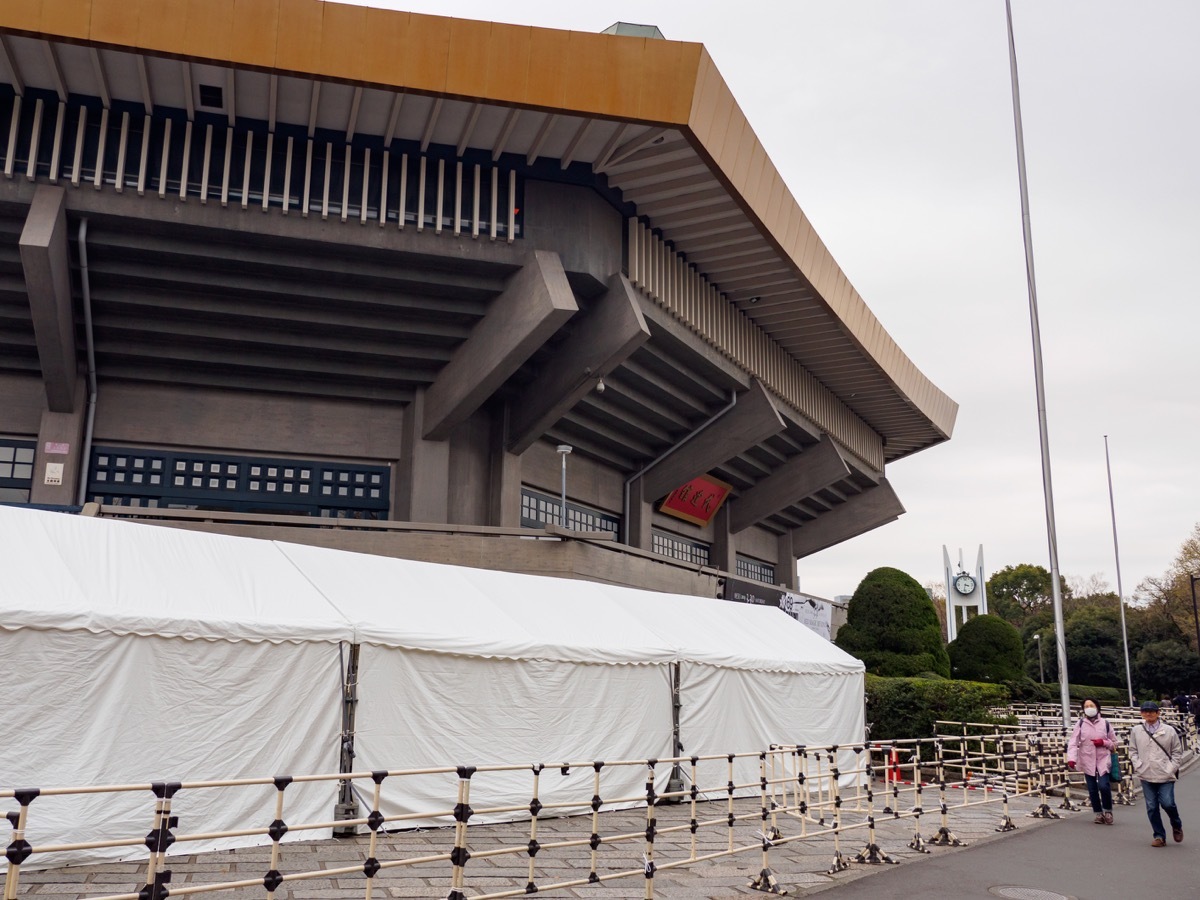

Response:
(1004, 0), (1071, 727)
(1104, 435), (1135, 707)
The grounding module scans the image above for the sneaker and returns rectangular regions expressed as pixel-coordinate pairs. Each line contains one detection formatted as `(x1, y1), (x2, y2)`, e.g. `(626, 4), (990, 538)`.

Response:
(1173, 827), (1183, 843)
(1104, 812), (1113, 825)
(1152, 837), (1166, 847)
(1093, 814), (1105, 824)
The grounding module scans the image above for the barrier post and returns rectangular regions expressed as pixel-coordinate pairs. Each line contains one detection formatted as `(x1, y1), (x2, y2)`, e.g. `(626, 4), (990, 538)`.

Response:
(907, 750), (930, 854)
(851, 743), (897, 866)
(446, 766), (476, 900)
(143, 781), (181, 900)
(264, 776), (294, 900)
(880, 744), (894, 815)
(796, 748), (810, 838)
(360, 773), (386, 900)
(3, 789), (38, 900)
(726, 754), (737, 851)
(644, 760), (658, 900)
(588, 762), (605, 884)
(824, 748), (849, 874)
(748, 751), (787, 894)
(1027, 739), (1059, 820)
(526, 764), (545, 893)
(930, 739), (967, 846)
(689, 755), (700, 860)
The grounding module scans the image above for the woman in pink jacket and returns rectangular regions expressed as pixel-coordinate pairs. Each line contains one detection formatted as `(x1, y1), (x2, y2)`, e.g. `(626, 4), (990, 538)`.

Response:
(1066, 697), (1117, 824)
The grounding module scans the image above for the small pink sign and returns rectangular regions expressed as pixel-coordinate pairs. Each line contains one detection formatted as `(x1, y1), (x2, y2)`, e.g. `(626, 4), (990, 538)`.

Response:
(44, 441), (70, 455)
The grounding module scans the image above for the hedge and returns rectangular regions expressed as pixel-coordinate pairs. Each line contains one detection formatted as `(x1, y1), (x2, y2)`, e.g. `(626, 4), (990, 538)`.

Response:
(865, 675), (1013, 741)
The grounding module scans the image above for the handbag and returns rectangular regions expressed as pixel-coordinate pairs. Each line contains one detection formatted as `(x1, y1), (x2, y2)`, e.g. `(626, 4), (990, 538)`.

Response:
(1106, 722), (1121, 783)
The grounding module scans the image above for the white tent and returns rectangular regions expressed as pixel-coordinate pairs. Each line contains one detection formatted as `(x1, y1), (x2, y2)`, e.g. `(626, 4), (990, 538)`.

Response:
(0, 505), (864, 868)
(0, 506), (347, 869)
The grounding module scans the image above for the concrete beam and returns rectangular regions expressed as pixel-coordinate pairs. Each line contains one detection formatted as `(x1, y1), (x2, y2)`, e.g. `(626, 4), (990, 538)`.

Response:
(776, 531), (798, 590)
(19, 185), (77, 412)
(506, 272), (650, 454)
(729, 434), (850, 533)
(641, 379), (786, 501)
(423, 250), (578, 441)
(791, 478), (905, 559)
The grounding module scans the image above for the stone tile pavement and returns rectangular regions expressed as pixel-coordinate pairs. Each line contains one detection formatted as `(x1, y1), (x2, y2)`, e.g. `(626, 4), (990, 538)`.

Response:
(10, 783), (1075, 900)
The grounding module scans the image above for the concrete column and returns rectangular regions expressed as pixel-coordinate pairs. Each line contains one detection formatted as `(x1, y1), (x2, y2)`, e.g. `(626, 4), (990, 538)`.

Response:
(488, 404), (522, 527)
(397, 389), (450, 523)
(29, 376), (87, 505)
(626, 477), (653, 551)
(710, 503), (735, 573)
(776, 530), (798, 590)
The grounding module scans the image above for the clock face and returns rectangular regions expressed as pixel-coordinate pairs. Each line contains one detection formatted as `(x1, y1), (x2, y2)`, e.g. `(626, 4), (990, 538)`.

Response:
(954, 574), (976, 596)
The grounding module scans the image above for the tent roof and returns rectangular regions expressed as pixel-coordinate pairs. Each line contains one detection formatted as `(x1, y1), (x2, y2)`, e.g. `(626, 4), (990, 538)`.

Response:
(0, 506), (864, 674)
(0, 505), (350, 643)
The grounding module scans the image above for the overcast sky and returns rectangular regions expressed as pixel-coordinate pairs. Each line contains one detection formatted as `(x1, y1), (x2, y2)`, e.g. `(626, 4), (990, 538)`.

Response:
(343, 1), (1199, 601)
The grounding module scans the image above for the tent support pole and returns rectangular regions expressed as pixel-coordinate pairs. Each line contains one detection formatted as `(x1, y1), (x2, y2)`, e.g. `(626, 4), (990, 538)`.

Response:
(665, 661), (685, 803)
(334, 642), (361, 836)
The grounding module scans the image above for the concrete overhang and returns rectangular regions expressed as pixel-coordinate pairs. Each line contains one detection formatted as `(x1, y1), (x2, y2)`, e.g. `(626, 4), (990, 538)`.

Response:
(0, 1), (957, 462)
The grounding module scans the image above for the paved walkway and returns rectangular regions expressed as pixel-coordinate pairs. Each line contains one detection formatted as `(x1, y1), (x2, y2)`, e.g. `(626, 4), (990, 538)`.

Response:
(812, 765), (1199, 900)
(11, 763), (1198, 899)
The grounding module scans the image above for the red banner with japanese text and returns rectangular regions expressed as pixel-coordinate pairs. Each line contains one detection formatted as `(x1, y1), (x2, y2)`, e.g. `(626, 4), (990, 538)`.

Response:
(658, 474), (732, 527)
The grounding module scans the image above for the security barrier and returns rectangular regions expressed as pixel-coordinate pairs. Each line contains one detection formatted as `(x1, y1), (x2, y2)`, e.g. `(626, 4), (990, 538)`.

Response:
(3, 729), (1079, 900)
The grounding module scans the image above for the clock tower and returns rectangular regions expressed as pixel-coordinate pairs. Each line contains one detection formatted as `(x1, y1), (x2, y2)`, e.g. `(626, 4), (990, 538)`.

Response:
(943, 546), (988, 641)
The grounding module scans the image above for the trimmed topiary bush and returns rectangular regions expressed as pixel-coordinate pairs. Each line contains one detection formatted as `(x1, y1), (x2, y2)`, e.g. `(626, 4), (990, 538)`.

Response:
(865, 675), (1013, 741)
(835, 567), (951, 678)
(948, 614), (1025, 683)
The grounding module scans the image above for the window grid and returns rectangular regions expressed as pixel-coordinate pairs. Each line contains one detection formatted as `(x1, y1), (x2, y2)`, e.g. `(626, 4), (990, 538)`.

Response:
(519, 487), (619, 536)
(0, 440), (36, 485)
(736, 555), (776, 584)
(0, 439), (37, 503)
(89, 447), (389, 517)
(651, 529), (711, 566)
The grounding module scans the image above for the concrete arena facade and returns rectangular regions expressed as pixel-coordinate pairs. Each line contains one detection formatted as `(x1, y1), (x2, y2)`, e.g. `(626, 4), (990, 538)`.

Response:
(0, 3), (957, 598)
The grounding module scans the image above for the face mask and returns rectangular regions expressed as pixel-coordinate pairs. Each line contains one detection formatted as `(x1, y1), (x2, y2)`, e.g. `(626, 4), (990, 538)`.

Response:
(1084, 707), (1098, 718)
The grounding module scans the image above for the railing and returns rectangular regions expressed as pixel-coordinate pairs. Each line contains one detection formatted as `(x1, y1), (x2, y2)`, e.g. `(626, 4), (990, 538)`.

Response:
(2, 731), (1075, 900)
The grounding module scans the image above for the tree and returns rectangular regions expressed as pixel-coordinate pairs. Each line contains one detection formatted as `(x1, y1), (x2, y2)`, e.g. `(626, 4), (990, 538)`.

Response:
(1134, 641), (1200, 697)
(948, 614), (1025, 683)
(835, 567), (950, 678)
(987, 564), (1069, 629)
(1136, 522), (1200, 651)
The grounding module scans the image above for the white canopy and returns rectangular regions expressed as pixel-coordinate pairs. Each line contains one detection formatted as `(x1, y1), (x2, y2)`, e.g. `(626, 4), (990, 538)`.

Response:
(0, 505), (864, 866)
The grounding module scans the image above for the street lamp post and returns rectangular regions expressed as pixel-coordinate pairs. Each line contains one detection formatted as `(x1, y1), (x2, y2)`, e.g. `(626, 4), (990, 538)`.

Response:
(1104, 435), (1135, 707)
(1034, 633), (1044, 684)
(556, 444), (572, 529)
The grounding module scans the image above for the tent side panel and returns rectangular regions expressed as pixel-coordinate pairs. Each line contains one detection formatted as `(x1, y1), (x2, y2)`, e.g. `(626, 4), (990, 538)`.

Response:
(678, 662), (866, 796)
(1, 630), (343, 869)
(354, 646), (673, 826)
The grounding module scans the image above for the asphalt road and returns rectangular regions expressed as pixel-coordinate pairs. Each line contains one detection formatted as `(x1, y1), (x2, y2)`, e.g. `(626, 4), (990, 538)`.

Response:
(812, 765), (1199, 900)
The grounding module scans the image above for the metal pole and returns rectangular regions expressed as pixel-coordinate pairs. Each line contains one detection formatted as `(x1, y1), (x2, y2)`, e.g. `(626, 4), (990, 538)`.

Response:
(1103, 435), (1135, 707)
(1035, 634), (1044, 684)
(1004, 0), (1070, 726)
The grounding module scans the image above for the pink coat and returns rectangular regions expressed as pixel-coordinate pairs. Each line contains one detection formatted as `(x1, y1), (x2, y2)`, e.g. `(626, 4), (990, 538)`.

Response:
(1066, 715), (1115, 777)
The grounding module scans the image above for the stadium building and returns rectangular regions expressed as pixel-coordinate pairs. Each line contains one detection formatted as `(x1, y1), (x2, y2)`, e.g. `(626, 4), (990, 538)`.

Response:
(0, 2), (957, 600)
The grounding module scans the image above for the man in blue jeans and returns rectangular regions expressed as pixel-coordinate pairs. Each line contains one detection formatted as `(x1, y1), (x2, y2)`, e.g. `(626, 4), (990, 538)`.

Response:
(1128, 701), (1184, 847)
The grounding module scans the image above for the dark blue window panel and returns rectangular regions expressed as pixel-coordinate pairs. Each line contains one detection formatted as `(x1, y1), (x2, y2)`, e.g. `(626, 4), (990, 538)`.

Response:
(87, 446), (389, 518)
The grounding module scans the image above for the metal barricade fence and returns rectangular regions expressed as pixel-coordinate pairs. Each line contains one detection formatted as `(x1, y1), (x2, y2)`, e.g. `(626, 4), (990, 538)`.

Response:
(3, 730), (1080, 900)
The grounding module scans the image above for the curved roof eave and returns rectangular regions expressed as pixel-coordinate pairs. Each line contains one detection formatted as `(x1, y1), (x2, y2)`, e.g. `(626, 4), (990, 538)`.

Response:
(0, 0), (958, 453)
